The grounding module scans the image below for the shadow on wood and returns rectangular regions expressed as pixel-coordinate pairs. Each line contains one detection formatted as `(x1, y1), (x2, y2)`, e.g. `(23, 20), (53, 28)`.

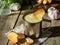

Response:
(43, 26), (60, 38)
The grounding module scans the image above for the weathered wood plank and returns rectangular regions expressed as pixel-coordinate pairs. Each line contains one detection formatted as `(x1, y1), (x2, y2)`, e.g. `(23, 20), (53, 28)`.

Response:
(42, 38), (56, 45)
(55, 37), (60, 45)
(0, 11), (20, 45)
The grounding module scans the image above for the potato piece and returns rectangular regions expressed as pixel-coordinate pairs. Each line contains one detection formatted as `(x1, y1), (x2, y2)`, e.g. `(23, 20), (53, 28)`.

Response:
(7, 32), (18, 44)
(48, 0), (52, 3)
(26, 37), (34, 44)
(43, 0), (48, 4)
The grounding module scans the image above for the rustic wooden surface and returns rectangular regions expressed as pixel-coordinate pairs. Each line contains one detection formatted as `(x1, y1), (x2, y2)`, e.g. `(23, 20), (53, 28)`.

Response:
(0, 11), (20, 45)
(41, 12), (60, 45)
(43, 13), (60, 28)
(0, 10), (60, 45)
(6, 2), (60, 45)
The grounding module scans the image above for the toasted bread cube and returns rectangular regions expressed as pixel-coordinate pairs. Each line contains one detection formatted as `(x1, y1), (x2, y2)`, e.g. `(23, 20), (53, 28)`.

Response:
(7, 32), (18, 43)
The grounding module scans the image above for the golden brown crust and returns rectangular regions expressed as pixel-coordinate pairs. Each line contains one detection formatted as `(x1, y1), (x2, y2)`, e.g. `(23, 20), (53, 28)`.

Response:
(7, 32), (18, 43)
(33, 8), (45, 17)
(7, 32), (25, 43)
(26, 37), (34, 44)
(43, 0), (48, 4)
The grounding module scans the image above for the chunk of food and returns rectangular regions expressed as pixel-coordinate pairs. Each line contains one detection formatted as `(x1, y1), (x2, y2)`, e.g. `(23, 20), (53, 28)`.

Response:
(7, 32), (25, 43)
(43, 0), (48, 4)
(37, 0), (52, 5)
(7, 32), (18, 43)
(26, 37), (34, 44)
(33, 8), (45, 17)
(24, 8), (45, 23)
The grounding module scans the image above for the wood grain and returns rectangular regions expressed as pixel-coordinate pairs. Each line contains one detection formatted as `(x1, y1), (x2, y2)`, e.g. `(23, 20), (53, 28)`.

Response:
(0, 11), (20, 45)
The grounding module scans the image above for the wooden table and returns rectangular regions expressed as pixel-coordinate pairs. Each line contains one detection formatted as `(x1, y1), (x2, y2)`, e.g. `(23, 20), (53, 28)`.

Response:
(0, 9), (60, 45)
